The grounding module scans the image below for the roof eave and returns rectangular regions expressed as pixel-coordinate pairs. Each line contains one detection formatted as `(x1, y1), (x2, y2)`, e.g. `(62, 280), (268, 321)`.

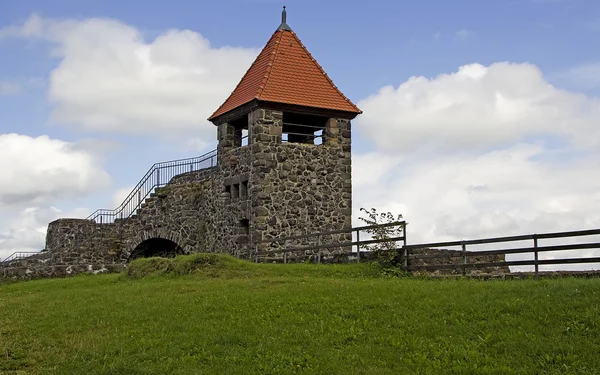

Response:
(208, 100), (260, 126)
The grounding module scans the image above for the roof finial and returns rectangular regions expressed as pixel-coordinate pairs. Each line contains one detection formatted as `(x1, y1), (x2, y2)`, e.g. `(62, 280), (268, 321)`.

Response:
(278, 5), (292, 31)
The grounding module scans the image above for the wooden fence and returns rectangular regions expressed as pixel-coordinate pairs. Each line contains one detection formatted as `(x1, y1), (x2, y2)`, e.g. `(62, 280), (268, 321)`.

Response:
(255, 221), (407, 264)
(255, 225), (600, 277)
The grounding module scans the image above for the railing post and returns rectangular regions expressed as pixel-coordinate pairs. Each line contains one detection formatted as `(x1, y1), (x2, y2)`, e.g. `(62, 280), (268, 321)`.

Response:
(356, 229), (361, 263)
(156, 168), (160, 186)
(533, 235), (539, 279)
(461, 241), (467, 276)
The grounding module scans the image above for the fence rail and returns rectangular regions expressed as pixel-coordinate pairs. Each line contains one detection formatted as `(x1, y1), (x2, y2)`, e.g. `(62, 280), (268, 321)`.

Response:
(1, 251), (40, 264)
(255, 221), (407, 263)
(254, 225), (600, 277)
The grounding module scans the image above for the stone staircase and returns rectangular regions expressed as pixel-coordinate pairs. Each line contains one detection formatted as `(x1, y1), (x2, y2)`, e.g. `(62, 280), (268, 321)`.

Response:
(112, 166), (216, 225)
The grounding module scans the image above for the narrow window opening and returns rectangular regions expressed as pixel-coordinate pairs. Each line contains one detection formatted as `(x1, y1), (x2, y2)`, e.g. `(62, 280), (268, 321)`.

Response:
(239, 219), (250, 235)
(231, 184), (239, 200)
(241, 129), (249, 146)
(230, 115), (249, 148)
(240, 180), (248, 198)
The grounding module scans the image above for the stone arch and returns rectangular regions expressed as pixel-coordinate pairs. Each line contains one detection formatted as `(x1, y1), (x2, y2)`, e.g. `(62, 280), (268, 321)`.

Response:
(127, 228), (191, 262)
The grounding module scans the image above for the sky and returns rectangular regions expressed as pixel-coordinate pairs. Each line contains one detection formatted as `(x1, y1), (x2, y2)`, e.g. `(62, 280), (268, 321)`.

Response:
(1, 0), (600, 268)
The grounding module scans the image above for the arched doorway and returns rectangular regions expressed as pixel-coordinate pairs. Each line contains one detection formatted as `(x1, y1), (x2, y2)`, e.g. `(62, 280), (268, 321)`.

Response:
(129, 238), (185, 261)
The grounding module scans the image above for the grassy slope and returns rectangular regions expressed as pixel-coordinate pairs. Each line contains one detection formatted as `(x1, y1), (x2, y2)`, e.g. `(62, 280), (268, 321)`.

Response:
(0, 254), (599, 375)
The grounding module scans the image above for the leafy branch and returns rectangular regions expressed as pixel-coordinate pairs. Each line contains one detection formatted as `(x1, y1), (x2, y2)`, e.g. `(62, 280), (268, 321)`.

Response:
(358, 207), (406, 267)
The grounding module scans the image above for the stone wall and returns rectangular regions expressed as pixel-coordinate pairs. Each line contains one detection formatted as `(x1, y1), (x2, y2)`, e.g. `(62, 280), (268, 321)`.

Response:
(0, 251), (125, 282)
(246, 109), (352, 254)
(407, 248), (510, 275)
(46, 219), (122, 264)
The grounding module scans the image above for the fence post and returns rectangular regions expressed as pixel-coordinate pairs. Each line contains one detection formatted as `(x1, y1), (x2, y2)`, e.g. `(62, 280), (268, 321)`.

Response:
(356, 229), (361, 263)
(283, 251), (287, 264)
(402, 222), (408, 270)
(533, 235), (539, 279)
(461, 241), (467, 276)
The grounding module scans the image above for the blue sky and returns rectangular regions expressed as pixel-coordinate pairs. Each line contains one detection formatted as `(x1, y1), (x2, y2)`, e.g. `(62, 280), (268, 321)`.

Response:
(1, 0), (600, 265)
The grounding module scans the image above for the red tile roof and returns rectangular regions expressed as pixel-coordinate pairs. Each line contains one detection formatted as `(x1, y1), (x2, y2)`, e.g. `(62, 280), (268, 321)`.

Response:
(208, 28), (361, 121)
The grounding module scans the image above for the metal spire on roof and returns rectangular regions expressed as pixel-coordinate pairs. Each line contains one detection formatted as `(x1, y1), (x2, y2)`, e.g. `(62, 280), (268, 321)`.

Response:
(278, 6), (292, 31)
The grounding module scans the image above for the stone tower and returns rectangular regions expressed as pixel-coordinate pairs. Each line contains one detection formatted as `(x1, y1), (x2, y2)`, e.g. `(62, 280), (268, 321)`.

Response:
(40, 8), (361, 265)
(208, 7), (362, 254)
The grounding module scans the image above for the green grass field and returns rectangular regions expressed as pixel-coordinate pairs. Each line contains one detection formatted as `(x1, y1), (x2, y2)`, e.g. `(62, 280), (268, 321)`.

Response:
(1, 254), (599, 374)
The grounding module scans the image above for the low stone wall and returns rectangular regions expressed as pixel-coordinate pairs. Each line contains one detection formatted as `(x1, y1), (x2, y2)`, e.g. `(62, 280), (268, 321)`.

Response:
(408, 248), (509, 275)
(257, 247), (510, 275)
(0, 251), (126, 282)
(1, 263), (126, 282)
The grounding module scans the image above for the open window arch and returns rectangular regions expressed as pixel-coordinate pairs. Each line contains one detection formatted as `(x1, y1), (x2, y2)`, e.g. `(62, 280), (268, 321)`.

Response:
(281, 111), (327, 145)
(229, 114), (249, 147)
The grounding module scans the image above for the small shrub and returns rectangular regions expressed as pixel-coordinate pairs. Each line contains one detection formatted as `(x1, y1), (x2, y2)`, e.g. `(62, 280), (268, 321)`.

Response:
(358, 207), (406, 268)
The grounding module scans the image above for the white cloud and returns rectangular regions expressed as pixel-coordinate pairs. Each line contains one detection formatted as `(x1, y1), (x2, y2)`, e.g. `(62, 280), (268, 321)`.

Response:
(357, 62), (600, 154)
(111, 186), (135, 209)
(0, 81), (22, 95)
(354, 62), (600, 269)
(0, 133), (111, 206)
(0, 206), (88, 260)
(0, 14), (258, 143)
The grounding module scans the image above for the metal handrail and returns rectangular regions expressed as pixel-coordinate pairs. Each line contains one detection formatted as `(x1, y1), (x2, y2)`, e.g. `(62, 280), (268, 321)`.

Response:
(1, 251), (40, 264)
(88, 149), (218, 224)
